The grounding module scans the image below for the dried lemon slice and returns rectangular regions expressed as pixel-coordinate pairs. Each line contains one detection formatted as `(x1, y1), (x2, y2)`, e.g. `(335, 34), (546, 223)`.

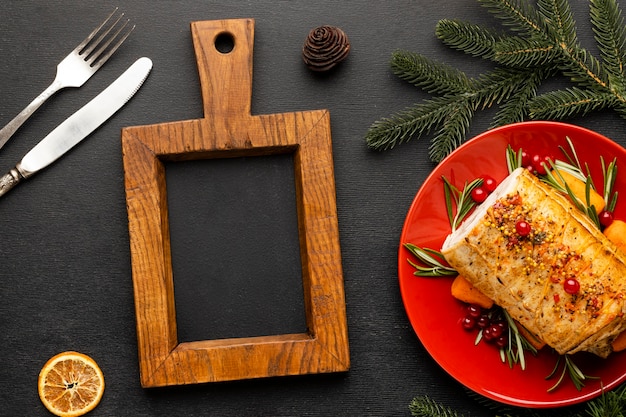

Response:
(38, 351), (105, 417)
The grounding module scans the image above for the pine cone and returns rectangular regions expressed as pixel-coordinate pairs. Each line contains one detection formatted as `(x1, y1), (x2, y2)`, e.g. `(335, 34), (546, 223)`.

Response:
(302, 26), (350, 72)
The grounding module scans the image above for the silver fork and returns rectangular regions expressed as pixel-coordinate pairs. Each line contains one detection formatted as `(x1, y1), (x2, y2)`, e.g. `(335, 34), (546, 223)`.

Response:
(0, 8), (135, 150)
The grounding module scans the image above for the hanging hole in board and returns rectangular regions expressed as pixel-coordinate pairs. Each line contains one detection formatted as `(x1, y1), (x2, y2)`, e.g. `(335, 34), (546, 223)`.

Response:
(214, 32), (235, 54)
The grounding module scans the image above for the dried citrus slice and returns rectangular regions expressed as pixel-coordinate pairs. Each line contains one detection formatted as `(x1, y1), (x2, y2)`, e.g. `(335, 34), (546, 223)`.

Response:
(38, 351), (105, 417)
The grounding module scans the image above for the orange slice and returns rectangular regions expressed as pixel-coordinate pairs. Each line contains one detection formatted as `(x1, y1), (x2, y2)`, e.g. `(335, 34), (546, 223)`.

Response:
(38, 351), (105, 417)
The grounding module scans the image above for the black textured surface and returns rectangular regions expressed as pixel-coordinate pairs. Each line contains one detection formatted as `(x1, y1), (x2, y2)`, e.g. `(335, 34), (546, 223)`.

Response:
(0, 1), (621, 416)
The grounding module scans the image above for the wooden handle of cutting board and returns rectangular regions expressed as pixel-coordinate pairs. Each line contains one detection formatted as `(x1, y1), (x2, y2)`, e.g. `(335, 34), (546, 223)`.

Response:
(191, 19), (254, 118)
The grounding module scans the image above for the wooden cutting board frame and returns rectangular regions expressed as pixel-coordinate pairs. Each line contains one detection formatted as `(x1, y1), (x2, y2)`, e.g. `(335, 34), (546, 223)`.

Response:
(121, 18), (350, 388)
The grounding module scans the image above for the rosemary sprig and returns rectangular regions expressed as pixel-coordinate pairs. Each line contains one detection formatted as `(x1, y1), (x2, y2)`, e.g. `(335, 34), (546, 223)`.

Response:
(403, 175), (483, 278)
(505, 144), (522, 173)
(602, 156), (619, 211)
(404, 243), (458, 277)
(544, 136), (619, 228)
(501, 309), (536, 371)
(469, 306), (538, 372)
(508, 137), (617, 229)
(546, 354), (598, 393)
(542, 166), (601, 227)
(442, 176), (482, 231)
(558, 137), (590, 179)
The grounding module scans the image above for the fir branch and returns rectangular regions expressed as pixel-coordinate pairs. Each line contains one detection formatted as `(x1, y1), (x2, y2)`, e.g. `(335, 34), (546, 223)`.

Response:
(366, 0), (626, 161)
(435, 19), (503, 59)
(477, 0), (546, 36)
(390, 50), (472, 95)
(410, 386), (626, 416)
(528, 86), (617, 119)
(585, 384), (626, 417)
(537, 0), (578, 47)
(409, 396), (464, 417)
(472, 66), (537, 108)
(430, 98), (475, 162)
(493, 67), (554, 125)
(411, 379), (626, 417)
(558, 44), (609, 90)
(365, 95), (459, 151)
(365, 53), (548, 160)
(492, 35), (559, 67)
(590, 0), (626, 91)
(495, 0), (609, 89)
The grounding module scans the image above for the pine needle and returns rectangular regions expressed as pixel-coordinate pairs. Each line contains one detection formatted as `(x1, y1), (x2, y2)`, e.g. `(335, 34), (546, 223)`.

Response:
(529, 87), (617, 119)
(366, 0), (626, 162)
(590, 0), (626, 89)
(391, 50), (472, 95)
(435, 19), (503, 59)
(477, 0), (546, 36)
(409, 396), (464, 417)
(409, 384), (626, 416)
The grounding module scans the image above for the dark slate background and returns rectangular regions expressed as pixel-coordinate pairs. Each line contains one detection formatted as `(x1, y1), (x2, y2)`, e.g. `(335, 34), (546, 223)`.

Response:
(0, 1), (622, 416)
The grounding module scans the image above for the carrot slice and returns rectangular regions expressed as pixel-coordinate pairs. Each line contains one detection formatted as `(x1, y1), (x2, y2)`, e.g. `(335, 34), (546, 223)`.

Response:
(612, 331), (626, 352)
(604, 220), (626, 254)
(450, 275), (493, 309)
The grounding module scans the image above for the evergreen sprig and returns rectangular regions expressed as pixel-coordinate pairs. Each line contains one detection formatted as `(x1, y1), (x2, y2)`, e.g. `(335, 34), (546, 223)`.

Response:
(408, 396), (463, 417)
(366, 0), (626, 162)
(409, 384), (626, 417)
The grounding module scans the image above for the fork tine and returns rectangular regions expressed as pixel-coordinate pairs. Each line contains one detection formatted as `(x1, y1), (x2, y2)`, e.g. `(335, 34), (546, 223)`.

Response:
(95, 24), (135, 67)
(86, 18), (134, 67)
(74, 8), (120, 54)
(80, 13), (124, 58)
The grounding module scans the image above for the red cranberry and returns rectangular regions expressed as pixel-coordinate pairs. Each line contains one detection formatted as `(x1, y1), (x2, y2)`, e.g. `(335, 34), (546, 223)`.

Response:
(493, 320), (507, 332)
(483, 327), (495, 342)
(599, 210), (614, 228)
(471, 187), (488, 203)
(476, 315), (490, 329)
(481, 175), (498, 193)
(488, 323), (504, 338)
(466, 304), (482, 318)
(531, 154), (545, 175)
(496, 336), (508, 349)
(515, 220), (531, 236)
(564, 278), (581, 295)
(461, 316), (476, 330)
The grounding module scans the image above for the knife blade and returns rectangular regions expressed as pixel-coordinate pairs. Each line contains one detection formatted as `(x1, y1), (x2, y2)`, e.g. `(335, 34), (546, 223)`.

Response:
(0, 56), (152, 198)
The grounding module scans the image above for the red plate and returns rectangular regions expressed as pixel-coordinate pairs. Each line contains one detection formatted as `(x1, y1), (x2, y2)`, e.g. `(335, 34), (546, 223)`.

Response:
(399, 121), (626, 407)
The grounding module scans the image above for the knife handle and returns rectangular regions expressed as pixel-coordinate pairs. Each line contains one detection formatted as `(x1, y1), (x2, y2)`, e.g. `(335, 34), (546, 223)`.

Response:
(0, 168), (24, 197)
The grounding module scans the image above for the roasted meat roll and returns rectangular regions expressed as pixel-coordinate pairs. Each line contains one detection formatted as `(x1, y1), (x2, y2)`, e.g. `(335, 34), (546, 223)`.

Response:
(441, 167), (626, 358)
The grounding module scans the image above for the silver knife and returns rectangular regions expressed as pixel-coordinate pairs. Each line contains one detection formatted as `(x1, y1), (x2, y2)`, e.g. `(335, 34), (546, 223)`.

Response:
(0, 56), (152, 198)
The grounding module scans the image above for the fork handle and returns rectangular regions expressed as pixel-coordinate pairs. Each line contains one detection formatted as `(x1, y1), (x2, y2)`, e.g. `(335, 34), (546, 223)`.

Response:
(0, 79), (64, 150)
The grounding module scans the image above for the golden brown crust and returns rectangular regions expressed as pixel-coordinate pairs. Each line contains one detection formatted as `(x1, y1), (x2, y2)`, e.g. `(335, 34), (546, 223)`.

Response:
(442, 168), (626, 358)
